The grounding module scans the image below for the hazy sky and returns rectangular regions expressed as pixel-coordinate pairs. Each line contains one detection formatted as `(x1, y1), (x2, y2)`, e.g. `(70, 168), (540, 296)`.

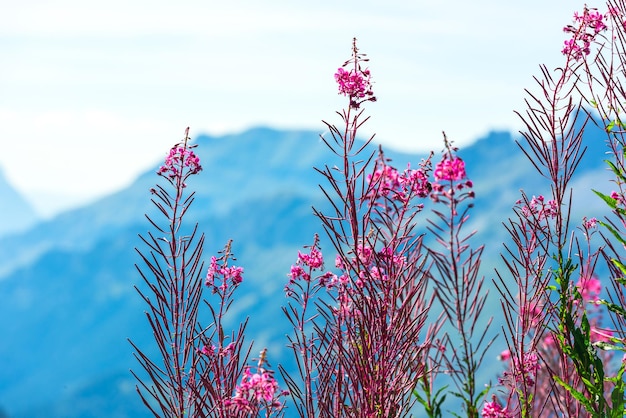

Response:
(1, 0), (578, 216)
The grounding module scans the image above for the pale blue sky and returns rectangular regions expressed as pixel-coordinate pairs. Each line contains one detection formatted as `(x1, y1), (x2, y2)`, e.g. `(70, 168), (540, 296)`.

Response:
(1, 0), (577, 216)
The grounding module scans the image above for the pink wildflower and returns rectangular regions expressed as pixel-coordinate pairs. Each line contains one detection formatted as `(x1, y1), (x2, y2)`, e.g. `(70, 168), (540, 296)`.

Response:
(367, 165), (401, 199)
(288, 265), (308, 283)
(590, 326), (614, 344)
(335, 67), (371, 98)
(335, 254), (345, 269)
(434, 156), (466, 181)
(512, 351), (540, 386)
(399, 165), (432, 198)
(482, 399), (512, 418)
(298, 247), (324, 269)
(562, 7), (608, 61)
(583, 216), (598, 229)
(199, 345), (215, 356)
(611, 191), (625, 206)
(225, 265), (244, 285)
(576, 276), (602, 304)
(518, 195), (558, 221)
(205, 256), (244, 289)
(205, 256), (219, 287)
(225, 356), (284, 414)
(157, 145), (202, 180)
(354, 244), (374, 266)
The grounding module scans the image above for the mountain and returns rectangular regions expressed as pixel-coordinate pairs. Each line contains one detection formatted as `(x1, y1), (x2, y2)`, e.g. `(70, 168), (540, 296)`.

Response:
(0, 125), (613, 417)
(0, 167), (39, 238)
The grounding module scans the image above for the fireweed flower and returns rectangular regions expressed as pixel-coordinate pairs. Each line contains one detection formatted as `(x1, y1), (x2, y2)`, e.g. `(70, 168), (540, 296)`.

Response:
(430, 151), (474, 208)
(562, 6), (609, 61)
(399, 164), (432, 199)
(335, 67), (371, 98)
(205, 255), (244, 291)
(365, 160), (432, 205)
(231, 366), (279, 402)
(498, 350), (541, 390)
(512, 351), (540, 386)
(481, 398), (512, 418)
(583, 216), (598, 230)
(334, 38), (376, 109)
(516, 195), (559, 221)
(367, 165), (401, 199)
(297, 247), (324, 269)
(223, 351), (287, 414)
(433, 155), (466, 181)
(157, 144), (202, 180)
(378, 246), (407, 270)
(334, 66), (375, 109)
(610, 190), (626, 207)
(498, 349), (511, 361)
(576, 275), (602, 304)
(285, 238), (336, 293)
(288, 264), (308, 283)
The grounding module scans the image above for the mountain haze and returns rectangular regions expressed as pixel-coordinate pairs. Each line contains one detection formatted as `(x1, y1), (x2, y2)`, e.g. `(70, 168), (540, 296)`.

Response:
(0, 168), (38, 238)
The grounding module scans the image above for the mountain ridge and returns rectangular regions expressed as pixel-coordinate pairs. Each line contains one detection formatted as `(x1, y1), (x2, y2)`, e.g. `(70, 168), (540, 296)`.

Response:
(0, 167), (39, 238)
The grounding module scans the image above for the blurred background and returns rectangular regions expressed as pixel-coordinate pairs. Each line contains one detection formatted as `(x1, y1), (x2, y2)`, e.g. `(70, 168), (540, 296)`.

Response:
(0, 1), (605, 416)
(2, 0), (573, 217)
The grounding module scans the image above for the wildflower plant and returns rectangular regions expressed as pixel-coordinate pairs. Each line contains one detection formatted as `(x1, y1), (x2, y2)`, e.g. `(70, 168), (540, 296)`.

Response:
(418, 135), (493, 418)
(130, 129), (287, 417)
(491, 2), (626, 416)
(280, 38), (436, 417)
(129, 3), (626, 415)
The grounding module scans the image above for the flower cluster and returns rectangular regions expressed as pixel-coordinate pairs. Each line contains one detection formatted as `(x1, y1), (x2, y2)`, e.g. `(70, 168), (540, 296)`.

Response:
(287, 244), (334, 285)
(365, 159), (432, 206)
(434, 155), (466, 181)
(205, 255), (244, 292)
(497, 350), (541, 399)
(611, 190), (626, 207)
(516, 195), (559, 221)
(223, 350), (286, 414)
(583, 216), (598, 230)
(576, 275), (602, 304)
(225, 367), (279, 408)
(481, 398), (512, 418)
(334, 39), (377, 109)
(198, 342), (235, 357)
(562, 6), (608, 60)
(513, 351), (540, 386)
(286, 237), (411, 320)
(297, 247), (324, 269)
(430, 154), (474, 204)
(335, 67), (373, 100)
(157, 144), (202, 180)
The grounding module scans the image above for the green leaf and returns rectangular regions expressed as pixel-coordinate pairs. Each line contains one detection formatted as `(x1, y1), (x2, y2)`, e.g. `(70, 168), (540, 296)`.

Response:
(611, 259), (626, 277)
(610, 366), (625, 418)
(604, 160), (626, 182)
(599, 299), (626, 318)
(608, 120), (616, 132)
(599, 220), (626, 247)
(554, 375), (594, 411)
(594, 189), (618, 209)
(593, 341), (624, 351)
